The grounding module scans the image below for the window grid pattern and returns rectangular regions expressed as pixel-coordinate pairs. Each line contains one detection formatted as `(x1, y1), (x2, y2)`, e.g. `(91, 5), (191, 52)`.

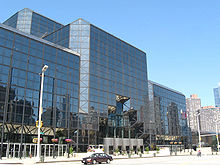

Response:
(31, 12), (63, 38)
(0, 26), (80, 129)
(16, 8), (32, 34)
(69, 19), (90, 114)
(89, 25), (149, 123)
(150, 82), (187, 137)
(3, 13), (18, 29)
(43, 25), (70, 51)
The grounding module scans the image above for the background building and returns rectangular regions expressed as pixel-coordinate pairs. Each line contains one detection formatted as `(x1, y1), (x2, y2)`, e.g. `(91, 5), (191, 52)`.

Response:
(213, 84), (220, 107)
(186, 94), (201, 146)
(148, 81), (188, 147)
(196, 106), (220, 149)
(186, 94), (201, 132)
(199, 106), (220, 134)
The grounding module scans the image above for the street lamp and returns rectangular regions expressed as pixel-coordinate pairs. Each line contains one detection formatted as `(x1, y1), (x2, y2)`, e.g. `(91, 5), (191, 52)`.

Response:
(215, 120), (219, 152)
(195, 110), (201, 151)
(186, 109), (192, 152)
(213, 111), (219, 152)
(36, 65), (48, 162)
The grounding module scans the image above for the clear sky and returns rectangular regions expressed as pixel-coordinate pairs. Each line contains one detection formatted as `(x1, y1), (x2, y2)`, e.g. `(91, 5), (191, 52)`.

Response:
(1, 0), (219, 107)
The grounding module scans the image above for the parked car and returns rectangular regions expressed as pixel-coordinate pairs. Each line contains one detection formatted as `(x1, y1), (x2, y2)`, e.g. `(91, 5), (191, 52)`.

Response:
(82, 153), (113, 164)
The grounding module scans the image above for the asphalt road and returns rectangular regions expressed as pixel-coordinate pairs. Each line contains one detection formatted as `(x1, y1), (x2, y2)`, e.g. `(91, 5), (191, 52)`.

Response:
(39, 155), (220, 165)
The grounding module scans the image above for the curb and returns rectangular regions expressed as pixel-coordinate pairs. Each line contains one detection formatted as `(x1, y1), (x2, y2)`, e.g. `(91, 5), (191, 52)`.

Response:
(34, 155), (189, 164)
(3, 154), (216, 164)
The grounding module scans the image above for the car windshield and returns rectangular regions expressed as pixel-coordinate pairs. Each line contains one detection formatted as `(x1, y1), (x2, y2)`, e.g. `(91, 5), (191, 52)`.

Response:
(90, 154), (97, 157)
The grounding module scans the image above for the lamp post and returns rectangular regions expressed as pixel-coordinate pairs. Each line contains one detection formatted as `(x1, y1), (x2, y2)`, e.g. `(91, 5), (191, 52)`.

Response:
(215, 121), (219, 152)
(36, 65), (48, 162)
(213, 111), (219, 152)
(186, 109), (191, 150)
(149, 120), (153, 149)
(195, 110), (201, 151)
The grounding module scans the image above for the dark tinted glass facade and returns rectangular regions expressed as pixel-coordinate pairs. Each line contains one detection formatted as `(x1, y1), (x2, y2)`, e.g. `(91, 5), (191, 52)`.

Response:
(0, 24), (80, 144)
(3, 13), (18, 29)
(30, 12), (63, 38)
(2, 7), (150, 153)
(44, 19), (149, 150)
(214, 87), (220, 107)
(3, 8), (63, 38)
(44, 24), (70, 49)
(148, 81), (188, 146)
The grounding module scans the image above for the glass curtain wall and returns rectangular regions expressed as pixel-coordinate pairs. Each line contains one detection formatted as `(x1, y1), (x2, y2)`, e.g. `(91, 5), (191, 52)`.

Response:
(149, 81), (187, 145)
(0, 25), (80, 153)
(43, 18), (149, 151)
(89, 25), (149, 143)
(3, 8), (64, 38)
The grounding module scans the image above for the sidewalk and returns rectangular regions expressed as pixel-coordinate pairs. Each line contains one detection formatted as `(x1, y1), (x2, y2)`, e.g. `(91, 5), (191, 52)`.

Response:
(0, 151), (218, 164)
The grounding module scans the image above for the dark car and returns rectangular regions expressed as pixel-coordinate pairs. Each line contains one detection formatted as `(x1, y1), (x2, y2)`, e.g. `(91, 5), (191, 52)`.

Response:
(82, 153), (113, 164)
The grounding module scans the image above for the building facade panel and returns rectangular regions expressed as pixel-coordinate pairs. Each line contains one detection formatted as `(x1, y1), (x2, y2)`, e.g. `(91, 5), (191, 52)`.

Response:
(3, 8), (64, 38)
(1, 8), (151, 154)
(214, 86), (220, 107)
(148, 81), (188, 146)
(0, 24), (80, 146)
(186, 94), (201, 132)
(43, 18), (149, 151)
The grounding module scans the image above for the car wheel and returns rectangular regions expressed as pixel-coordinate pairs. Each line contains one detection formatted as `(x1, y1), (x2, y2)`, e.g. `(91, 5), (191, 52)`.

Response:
(93, 160), (97, 164)
(106, 159), (111, 164)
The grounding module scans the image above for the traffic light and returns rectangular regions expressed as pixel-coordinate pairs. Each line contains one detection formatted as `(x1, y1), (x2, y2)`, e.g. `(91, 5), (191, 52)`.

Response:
(36, 120), (43, 128)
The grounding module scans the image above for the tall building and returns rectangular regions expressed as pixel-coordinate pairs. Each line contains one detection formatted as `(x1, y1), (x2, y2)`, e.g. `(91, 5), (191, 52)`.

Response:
(3, 8), (63, 38)
(196, 106), (220, 148)
(1, 8), (149, 155)
(199, 106), (220, 134)
(43, 18), (149, 152)
(186, 94), (201, 132)
(148, 81), (188, 146)
(0, 21), (80, 158)
(214, 84), (220, 107)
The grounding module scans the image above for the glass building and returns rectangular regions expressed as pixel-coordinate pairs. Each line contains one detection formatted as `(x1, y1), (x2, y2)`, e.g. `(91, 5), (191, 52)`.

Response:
(148, 81), (189, 147)
(0, 9), (149, 155)
(44, 18), (149, 151)
(0, 23), (80, 157)
(3, 8), (63, 38)
(214, 85), (220, 107)
(0, 8), (192, 156)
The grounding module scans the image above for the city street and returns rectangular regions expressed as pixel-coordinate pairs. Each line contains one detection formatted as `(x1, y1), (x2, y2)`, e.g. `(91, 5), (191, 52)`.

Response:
(37, 155), (220, 165)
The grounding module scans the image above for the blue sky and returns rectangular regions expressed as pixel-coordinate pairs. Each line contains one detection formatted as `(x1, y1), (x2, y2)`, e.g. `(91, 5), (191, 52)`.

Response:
(1, 0), (220, 106)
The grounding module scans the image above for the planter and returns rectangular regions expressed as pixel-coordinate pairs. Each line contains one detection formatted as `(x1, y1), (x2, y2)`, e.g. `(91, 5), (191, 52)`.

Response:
(32, 138), (42, 143)
(65, 139), (73, 143)
(51, 138), (58, 143)
(128, 153), (131, 158)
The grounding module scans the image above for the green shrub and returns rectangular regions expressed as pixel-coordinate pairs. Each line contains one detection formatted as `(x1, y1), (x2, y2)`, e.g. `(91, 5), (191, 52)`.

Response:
(69, 146), (73, 154)
(145, 147), (149, 152)
(115, 148), (119, 153)
(156, 147), (160, 153)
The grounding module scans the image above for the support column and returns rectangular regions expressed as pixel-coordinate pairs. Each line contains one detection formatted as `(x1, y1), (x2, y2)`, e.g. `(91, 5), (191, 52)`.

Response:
(13, 144), (15, 158)
(44, 145), (46, 158)
(30, 145), (32, 157)
(48, 145), (50, 157)
(6, 143), (9, 158)
(34, 145), (36, 157)
(24, 144), (26, 158)
(58, 145), (60, 157)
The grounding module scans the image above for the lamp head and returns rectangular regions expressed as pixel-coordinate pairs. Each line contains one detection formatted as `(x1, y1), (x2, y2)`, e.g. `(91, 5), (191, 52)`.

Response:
(42, 65), (48, 72)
